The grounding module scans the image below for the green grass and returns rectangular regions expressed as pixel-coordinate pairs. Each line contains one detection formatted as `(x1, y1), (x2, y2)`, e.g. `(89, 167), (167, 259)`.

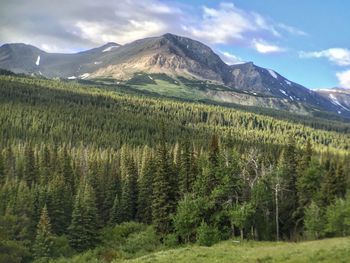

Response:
(119, 238), (350, 263)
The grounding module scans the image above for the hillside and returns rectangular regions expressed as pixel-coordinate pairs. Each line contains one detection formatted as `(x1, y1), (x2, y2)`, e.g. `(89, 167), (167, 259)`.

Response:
(1, 74), (350, 152)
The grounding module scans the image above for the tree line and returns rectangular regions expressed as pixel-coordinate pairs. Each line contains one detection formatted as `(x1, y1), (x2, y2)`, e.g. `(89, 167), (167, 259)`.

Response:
(0, 133), (349, 262)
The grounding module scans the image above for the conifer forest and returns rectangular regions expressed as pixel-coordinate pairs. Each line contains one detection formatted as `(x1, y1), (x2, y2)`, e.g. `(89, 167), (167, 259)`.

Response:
(0, 75), (350, 262)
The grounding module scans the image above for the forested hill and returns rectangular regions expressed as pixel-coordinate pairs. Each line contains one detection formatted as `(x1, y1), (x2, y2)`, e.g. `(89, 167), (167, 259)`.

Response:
(1, 74), (350, 152)
(0, 74), (349, 262)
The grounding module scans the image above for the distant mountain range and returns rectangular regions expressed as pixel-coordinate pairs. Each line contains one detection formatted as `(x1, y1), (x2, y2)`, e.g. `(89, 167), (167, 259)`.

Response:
(1, 33), (350, 118)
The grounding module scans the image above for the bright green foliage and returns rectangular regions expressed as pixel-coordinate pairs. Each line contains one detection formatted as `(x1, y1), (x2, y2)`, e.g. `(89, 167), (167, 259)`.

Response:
(33, 206), (53, 261)
(228, 202), (255, 240)
(304, 201), (325, 240)
(196, 221), (220, 246)
(173, 195), (204, 243)
(325, 194), (350, 237)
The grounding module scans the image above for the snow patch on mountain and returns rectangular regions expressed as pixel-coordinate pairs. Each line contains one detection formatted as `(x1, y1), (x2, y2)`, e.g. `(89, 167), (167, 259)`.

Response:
(35, 56), (40, 66)
(68, 76), (77, 80)
(285, 80), (292, 86)
(80, 73), (90, 79)
(279, 89), (288, 96)
(268, 69), (278, 79)
(102, 46), (119, 52)
(329, 94), (350, 111)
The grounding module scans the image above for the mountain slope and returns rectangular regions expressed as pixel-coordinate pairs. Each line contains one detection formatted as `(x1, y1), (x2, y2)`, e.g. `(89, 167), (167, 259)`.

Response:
(316, 88), (350, 114)
(0, 33), (349, 119)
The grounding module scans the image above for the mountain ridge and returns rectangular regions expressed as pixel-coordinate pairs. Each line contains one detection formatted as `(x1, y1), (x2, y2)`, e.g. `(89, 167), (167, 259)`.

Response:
(0, 33), (349, 119)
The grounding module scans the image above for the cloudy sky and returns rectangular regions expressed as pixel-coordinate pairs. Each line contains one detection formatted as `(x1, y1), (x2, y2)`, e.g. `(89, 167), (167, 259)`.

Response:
(0, 0), (350, 89)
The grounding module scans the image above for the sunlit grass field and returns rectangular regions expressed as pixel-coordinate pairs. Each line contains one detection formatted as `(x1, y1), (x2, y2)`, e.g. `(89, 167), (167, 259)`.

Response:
(120, 237), (350, 263)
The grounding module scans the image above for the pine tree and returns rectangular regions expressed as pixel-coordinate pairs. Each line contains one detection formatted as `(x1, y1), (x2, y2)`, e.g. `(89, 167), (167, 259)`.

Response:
(120, 158), (138, 221)
(205, 135), (220, 195)
(278, 136), (299, 239)
(137, 147), (154, 224)
(297, 139), (312, 176)
(152, 126), (173, 235)
(179, 141), (192, 196)
(39, 145), (51, 185)
(33, 205), (53, 261)
(321, 161), (338, 206)
(335, 162), (347, 199)
(23, 144), (37, 187)
(0, 150), (5, 185)
(58, 146), (75, 192)
(101, 169), (118, 224)
(48, 175), (72, 235)
(68, 182), (99, 252)
(3, 146), (16, 179)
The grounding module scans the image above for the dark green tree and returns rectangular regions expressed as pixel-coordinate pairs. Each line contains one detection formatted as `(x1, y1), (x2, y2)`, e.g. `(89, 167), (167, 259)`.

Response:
(23, 144), (37, 187)
(137, 147), (154, 224)
(33, 205), (53, 261)
(120, 158), (138, 222)
(278, 136), (299, 239)
(68, 182), (99, 252)
(152, 126), (173, 235)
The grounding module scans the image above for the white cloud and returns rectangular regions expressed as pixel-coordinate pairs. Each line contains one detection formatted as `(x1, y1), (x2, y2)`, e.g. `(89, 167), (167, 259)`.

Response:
(218, 51), (245, 65)
(336, 70), (350, 88)
(299, 48), (350, 66)
(183, 3), (256, 44)
(74, 19), (166, 45)
(252, 39), (285, 54)
(182, 2), (293, 46)
(277, 23), (307, 36)
(0, 0), (305, 53)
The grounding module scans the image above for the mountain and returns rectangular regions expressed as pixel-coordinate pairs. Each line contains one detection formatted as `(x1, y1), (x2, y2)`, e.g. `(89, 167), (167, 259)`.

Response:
(0, 33), (349, 118)
(315, 87), (350, 114)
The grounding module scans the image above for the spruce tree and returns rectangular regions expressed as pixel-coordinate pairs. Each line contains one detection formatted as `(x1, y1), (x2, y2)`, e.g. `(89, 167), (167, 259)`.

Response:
(137, 147), (154, 224)
(179, 141), (192, 196)
(3, 146), (16, 179)
(321, 161), (338, 206)
(58, 146), (74, 192)
(68, 182), (99, 252)
(23, 144), (37, 187)
(39, 145), (51, 185)
(109, 192), (122, 225)
(205, 135), (220, 195)
(0, 150), (5, 185)
(152, 126), (173, 235)
(48, 175), (72, 235)
(335, 162), (347, 199)
(119, 158), (138, 221)
(33, 205), (53, 261)
(278, 136), (298, 239)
